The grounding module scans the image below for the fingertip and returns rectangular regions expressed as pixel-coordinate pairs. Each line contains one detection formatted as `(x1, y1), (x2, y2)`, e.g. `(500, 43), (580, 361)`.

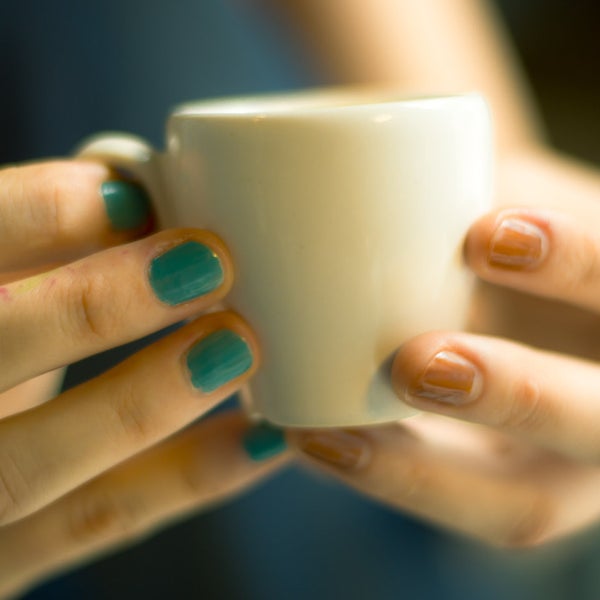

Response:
(100, 179), (154, 234)
(289, 429), (372, 471)
(172, 311), (263, 408)
(185, 327), (255, 395)
(147, 234), (228, 306)
(390, 332), (453, 397)
(464, 208), (553, 277)
(463, 211), (498, 272)
(242, 421), (288, 462)
(195, 411), (290, 467)
(184, 228), (236, 298)
(215, 310), (263, 375)
(76, 159), (157, 246)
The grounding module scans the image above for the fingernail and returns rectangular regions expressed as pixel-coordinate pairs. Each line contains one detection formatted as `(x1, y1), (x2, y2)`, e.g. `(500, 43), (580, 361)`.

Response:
(101, 180), (152, 231)
(186, 329), (253, 393)
(299, 430), (370, 470)
(488, 217), (548, 269)
(149, 240), (224, 305)
(243, 422), (287, 461)
(409, 351), (481, 406)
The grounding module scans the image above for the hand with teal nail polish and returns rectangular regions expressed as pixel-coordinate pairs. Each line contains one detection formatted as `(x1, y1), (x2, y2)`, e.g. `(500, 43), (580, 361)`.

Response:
(0, 160), (290, 598)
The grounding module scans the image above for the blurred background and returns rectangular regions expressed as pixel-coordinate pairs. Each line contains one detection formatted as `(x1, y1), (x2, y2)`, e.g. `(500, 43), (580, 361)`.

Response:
(2, 1), (600, 598)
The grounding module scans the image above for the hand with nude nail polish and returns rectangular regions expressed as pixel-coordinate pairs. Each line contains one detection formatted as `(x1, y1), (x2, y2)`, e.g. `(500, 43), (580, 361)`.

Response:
(289, 146), (600, 549)
(0, 160), (289, 599)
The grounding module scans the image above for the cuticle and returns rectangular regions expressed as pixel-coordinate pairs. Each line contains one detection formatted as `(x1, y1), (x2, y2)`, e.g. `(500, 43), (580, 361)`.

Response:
(149, 234), (220, 263)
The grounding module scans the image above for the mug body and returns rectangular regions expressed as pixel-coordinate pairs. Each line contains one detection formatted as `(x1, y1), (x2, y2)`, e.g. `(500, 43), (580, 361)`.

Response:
(159, 89), (493, 427)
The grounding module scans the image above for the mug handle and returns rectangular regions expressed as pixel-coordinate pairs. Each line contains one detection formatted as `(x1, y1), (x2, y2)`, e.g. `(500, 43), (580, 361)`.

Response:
(75, 133), (172, 227)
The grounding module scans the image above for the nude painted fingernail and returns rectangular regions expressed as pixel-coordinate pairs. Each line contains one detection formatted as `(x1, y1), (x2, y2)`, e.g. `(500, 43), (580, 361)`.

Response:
(409, 351), (481, 406)
(488, 218), (548, 269)
(299, 430), (370, 470)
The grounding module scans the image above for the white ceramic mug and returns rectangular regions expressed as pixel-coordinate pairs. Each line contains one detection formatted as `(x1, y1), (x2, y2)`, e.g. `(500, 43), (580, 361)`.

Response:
(78, 87), (493, 427)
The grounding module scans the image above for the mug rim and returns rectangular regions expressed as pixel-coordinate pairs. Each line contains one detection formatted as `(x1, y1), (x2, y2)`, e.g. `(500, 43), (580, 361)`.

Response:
(172, 87), (483, 119)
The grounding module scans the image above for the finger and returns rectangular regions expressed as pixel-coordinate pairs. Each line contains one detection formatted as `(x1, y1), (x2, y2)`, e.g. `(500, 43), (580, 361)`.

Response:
(0, 263), (64, 286)
(0, 369), (65, 420)
(0, 228), (233, 391)
(391, 331), (600, 463)
(0, 411), (289, 599)
(289, 415), (600, 548)
(0, 311), (259, 525)
(0, 160), (153, 271)
(465, 206), (600, 314)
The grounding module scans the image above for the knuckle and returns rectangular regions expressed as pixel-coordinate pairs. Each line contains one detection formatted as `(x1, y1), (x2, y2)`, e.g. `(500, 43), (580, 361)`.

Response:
(46, 177), (67, 240)
(108, 381), (157, 448)
(395, 459), (435, 502)
(500, 378), (549, 434)
(17, 167), (63, 241)
(180, 455), (231, 501)
(496, 492), (554, 549)
(40, 162), (93, 243)
(58, 270), (119, 343)
(180, 462), (210, 499)
(66, 490), (146, 547)
(0, 444), (31, 525)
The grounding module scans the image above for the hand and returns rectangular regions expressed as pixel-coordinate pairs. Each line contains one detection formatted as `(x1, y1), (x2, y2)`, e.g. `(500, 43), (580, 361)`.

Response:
(289, 145), (600, 548)
(0, 161), (289, 599)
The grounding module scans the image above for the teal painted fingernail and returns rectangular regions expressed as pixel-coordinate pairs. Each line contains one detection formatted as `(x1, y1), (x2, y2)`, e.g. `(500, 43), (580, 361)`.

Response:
(186, 329), (253, 392)
(243, 423), (287, 461)
(101, 180), (152, 230)
(149, 240), (224, 305)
